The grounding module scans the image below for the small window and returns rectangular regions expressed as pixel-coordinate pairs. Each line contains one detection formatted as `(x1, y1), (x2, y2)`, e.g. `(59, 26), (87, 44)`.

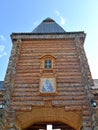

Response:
(44, 59), (52, 68)
(40, 55), (56, 70)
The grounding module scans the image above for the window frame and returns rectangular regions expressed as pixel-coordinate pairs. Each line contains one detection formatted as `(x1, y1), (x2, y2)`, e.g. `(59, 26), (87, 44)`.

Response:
(40, 55), (56, 70)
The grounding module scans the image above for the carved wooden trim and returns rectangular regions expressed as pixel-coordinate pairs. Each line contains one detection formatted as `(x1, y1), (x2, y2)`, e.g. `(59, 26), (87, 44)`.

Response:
(40, 54), (56, 68)
(40, 54), (56, 75)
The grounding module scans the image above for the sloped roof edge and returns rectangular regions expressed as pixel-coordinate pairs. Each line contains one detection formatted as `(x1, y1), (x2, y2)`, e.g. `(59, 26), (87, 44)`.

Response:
(32, 17), (66, 34)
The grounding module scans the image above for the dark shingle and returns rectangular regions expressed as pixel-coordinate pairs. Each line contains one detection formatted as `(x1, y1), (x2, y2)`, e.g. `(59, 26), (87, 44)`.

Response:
(32, 18), (66, 34)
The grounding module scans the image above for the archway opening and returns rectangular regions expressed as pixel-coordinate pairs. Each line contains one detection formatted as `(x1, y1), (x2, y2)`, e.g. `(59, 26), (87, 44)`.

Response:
(24, 122), (75, 130)
(15, 103), (82, 129)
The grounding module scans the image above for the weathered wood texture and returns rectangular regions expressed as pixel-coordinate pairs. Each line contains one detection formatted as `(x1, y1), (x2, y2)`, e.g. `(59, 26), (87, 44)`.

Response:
(7, 39), (92, 111)
(3, 34), (94, 130)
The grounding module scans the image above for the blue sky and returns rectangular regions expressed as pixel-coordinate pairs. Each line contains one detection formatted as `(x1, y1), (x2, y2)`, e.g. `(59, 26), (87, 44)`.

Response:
(0, 0), (98, 80)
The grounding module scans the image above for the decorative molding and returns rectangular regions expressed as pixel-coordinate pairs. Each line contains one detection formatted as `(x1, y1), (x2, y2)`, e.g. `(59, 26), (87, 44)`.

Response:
(11, 33), (85, 42)
(40, 54), (56, 75)
(16, 105), (82, 130)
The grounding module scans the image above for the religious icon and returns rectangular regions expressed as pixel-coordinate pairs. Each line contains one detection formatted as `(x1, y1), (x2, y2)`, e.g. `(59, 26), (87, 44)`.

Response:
(40, 78), (55, 93)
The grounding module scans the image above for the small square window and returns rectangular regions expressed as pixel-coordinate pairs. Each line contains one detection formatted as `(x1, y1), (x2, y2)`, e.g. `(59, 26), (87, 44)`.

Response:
(44, 60), (52, 68)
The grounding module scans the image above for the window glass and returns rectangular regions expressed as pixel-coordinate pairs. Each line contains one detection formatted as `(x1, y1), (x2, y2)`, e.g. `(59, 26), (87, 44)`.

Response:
(44, 60), (52, 68)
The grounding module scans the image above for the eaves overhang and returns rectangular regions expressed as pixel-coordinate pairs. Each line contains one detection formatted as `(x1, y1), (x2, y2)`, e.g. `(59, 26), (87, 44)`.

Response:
(11, 31), (86, 45)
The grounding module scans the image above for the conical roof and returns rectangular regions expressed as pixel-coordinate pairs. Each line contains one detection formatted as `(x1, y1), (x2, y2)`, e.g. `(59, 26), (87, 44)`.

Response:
(32, 18), (66, 34)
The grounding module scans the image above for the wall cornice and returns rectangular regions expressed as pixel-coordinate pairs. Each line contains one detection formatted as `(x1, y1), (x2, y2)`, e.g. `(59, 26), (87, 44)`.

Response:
(11, 32), (86, 41)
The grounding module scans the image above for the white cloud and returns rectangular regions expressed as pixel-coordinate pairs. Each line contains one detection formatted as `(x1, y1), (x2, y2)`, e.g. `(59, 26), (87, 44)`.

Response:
(0, 35), (6, 41)
(0, 45), (5, 52)
(55, 10), (66, 26)
(3, 52), (7, 56)
(0, 45), (7, 58)
(60, 17), (65, 26)
(0, 52), (7, 58)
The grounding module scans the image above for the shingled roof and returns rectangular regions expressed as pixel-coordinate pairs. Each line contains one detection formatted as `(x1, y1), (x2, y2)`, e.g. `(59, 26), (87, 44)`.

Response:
(32, 17), (66, 34)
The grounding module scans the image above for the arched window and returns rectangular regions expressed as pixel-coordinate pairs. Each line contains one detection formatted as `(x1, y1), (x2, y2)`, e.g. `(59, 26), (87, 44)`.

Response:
(40, 55), (55, 69)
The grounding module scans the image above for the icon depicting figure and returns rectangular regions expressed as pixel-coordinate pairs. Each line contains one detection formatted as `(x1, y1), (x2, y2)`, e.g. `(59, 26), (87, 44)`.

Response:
(42, 79), (54, 92)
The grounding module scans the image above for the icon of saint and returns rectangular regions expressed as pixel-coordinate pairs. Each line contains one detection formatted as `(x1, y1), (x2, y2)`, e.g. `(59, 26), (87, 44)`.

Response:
(42, 79), (54, 92)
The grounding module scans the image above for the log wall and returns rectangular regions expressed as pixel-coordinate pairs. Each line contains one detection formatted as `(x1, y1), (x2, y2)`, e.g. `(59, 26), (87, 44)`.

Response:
(10, 39), (90, 111)
(3, 33), (94, 130)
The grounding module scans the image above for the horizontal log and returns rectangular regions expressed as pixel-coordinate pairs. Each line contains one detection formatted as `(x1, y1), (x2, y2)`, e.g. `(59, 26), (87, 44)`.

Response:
(20, 48), (76, 53)
(56, 68), (80, 72)
(14, 76), (82, 81)
(15, 73), (39, 76)
(12, 92), (38, 96)
(16, 59), (79, 66)
(12, 95), (86, 101)
(52, 100), (87, 106)
(22, 40), (74, 44)
(13, 87), (38, 92)
(14, 72), (81, 77)
(21, 43), (76, 47)
(21, 44), (76, 48)
(14, 84), (38, 87)
(14, 79), (82, 84)
(21, 43), (76, 48)
(15, 69), (39, 73)
(18, 52), (77, 59)
(11, 100), (44, 106)
(57, 82), (81, 86)
(16, 60), (79, 66)
(15, 68), (80, 73)
(56, 79), (82, 83)
(13, 88), (85, 96)
(14, 76), (39, 80)
(82, 121), (92, 127)
(57, 91), (86, 96)
(14, 80), (39, 84)
(58, 87), (83, 91)
(22, 41), (74, 44)
(82, 110), (91, 116)
(11, 106), (32, 111)
(65, 105), (82, 111)
(82, 116), (91, 121)
(19, 50), (76, 54)
(17, 62), (39, 66)
(57, 76), (82, 79)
